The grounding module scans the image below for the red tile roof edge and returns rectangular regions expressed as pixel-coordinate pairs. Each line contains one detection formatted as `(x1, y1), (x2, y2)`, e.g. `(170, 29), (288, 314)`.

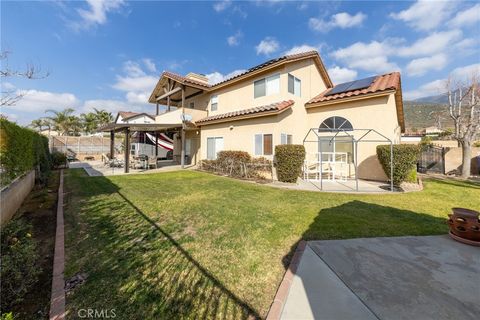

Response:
(195, 100), (294, 124)
(306, 72), (401, 105)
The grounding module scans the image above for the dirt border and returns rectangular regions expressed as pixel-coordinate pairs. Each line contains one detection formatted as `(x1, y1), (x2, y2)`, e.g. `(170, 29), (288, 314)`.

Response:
(266, 240), (306, 320)
(49, 169), (65, 320)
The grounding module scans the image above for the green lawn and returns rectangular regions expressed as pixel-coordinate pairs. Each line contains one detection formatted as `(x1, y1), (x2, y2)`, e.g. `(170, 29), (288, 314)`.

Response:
(63, 169), (479, 319)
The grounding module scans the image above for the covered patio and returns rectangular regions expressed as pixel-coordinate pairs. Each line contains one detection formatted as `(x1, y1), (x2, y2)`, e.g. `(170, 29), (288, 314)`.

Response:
(98, 123), (193, 173)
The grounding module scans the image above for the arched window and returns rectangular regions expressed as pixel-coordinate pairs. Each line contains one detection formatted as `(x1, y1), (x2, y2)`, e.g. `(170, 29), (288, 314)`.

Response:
(319, 116), (353, 131)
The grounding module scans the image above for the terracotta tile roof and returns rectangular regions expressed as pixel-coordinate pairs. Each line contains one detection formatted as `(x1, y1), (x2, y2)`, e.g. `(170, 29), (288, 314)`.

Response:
(162, 71), (211, 88)
(118, 111), (140, 118)
(196, 100), (294, 125)
(306, 72), (401, 105)
(211, 51), (325, 87)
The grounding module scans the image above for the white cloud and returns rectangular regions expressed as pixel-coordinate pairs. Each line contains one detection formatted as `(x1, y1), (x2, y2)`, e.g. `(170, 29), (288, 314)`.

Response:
(390, 0), (455, 31)
(448, 3), (480, 28)
(404, 63), (480, 100)
(284, 44), (319, 55)
(309, 12), (367, 33)
(213, 0), (231, 12)
(406, 54), (447, 77)
(331, 40), (400, 73)
(122, 60), (146, 77)
(1, 81), (15, 91)
(142, 58), (157, 73)
(255, 37), (279, 56)
(404, 79), (447, 100)
(3, 89), (80, 112)
(398, 30), (462, 57)
(227, 31), (243, 47)
(327, 66), (358, 84)
(451, 63), (480, 79)
(73, 0), (125, 30)
(205, 69), (246, 85)
(112, 75), (157, 93)
(82, 99), (144, 114)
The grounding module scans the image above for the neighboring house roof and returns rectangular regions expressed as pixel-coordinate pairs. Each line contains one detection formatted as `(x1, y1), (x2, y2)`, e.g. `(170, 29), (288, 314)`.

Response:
(115, 111), (155, 123)
(122, 112), (155, 121)
(196, 100), (294, 125)
(149, 51), (333, 103)
(162, 71), (211, 89)
(306, 72), (405, 131)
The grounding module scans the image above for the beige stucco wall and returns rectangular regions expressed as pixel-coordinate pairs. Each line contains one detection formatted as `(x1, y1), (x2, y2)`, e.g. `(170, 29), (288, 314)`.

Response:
(445, 147), (480, 175)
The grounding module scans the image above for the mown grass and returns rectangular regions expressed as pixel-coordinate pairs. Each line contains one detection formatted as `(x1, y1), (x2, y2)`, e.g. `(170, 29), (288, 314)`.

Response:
(63, 169), (479, 319)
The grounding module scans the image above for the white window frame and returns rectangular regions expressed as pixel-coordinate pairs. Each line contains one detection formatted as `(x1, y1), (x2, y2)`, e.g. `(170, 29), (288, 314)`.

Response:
(280, 133), (293, 145)
(254, 73), (280, 99)
(254, 133), (273, 156)
(210, 95), (218, 111)
(206, 136), (223, 160)
(288, 74), (301, 97)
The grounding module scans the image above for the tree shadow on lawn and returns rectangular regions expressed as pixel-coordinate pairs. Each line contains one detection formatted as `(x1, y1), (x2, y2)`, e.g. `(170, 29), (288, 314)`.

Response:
(65, 172), (260, 320)
(281, 200), (448, 269)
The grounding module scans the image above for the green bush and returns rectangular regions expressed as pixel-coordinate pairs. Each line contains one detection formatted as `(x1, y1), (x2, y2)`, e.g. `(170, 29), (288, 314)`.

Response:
(419, 136), (433, 150)
(200, 151), (272, 180)
(51, 151), (68, 168)
(0, 218), (41, 310)
(376, 144), (420, 186)
(0, 119), (51, 187)
(275, 144), (306, 183)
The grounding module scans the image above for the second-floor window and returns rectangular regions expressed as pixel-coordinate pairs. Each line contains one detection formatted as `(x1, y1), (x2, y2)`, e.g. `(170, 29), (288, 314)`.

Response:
(254, 74), (280, 98)
(288, 74), (301, 97)
(211, 95), (218, 111)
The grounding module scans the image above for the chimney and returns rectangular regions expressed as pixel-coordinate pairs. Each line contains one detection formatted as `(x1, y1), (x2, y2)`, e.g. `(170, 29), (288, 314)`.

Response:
(185, 72), (209, 85)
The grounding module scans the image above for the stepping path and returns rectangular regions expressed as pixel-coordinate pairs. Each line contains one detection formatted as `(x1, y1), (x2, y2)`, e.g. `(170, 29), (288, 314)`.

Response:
(49, 170), (65, 320)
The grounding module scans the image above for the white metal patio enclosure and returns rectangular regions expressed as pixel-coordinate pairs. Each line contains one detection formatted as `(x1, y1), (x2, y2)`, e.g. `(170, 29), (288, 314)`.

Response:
(303, 117), (394, 192)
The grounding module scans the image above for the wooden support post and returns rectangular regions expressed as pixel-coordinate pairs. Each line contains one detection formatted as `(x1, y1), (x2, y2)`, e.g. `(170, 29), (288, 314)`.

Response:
(156, 102), (159, 115)
(181, 85), (186, 169)
(124, 128), (130, 173)
(110, 131), (114, 159)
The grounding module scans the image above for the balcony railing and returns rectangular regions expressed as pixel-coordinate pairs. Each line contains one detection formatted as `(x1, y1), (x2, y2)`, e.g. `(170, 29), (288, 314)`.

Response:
(155, 108), (207, 125)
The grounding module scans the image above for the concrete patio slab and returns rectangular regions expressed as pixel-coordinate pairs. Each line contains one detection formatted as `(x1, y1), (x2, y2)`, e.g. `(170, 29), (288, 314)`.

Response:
(281, 235), (479, 320)
(281, 245), (377, 320)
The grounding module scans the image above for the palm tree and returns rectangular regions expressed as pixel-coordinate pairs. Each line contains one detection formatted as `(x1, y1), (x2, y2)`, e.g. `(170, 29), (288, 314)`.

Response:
(45, 108), (76, 136)
(80, 112), (98, 135)
(93, 108), (113, 127)
(30, 119), (45, 131)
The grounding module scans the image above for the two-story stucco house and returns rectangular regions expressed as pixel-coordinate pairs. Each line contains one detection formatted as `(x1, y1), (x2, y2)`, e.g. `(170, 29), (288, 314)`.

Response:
(106, 51), (404, 182)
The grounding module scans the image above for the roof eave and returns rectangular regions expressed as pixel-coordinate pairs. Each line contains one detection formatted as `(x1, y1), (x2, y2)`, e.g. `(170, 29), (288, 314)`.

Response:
(305, 90), (396, 108)
(196, 106), (291, 126)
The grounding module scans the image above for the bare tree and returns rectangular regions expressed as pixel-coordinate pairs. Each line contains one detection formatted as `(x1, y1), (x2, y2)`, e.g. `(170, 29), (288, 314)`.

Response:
(446, 74), (480, 178)
(1, 51), (49, 106)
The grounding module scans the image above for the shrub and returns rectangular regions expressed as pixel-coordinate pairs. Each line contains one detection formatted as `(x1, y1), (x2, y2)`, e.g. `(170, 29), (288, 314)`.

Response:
(200, 151), (272, 180)
(0, 119), (51, 187)
(376, 144), (420, 186)
(275, 144), (306, 183)
(474, 141), (480, 147)
(51, 151), (68, 168)
(0, 218), (41, 309)
(419, 136), (433, 150)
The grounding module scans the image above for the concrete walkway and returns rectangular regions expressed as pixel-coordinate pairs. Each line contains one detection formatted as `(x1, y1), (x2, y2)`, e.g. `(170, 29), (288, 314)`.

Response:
(279, 236), (479, 320)
(69, 161), (192, 176)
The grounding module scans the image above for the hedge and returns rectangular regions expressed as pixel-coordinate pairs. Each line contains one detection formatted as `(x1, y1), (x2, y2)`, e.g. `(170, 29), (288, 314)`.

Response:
(275, 144), (306, 183)
(376, 144), (420, 186)
(0, 119), (51, 187)
(200, 150), (272, 180)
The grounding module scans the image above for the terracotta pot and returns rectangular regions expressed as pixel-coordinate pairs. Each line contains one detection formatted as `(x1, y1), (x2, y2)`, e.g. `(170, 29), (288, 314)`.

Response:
(447, 207), (480, 245)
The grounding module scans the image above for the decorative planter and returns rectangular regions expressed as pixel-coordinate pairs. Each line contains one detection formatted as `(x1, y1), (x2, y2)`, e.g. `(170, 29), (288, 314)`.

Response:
(447, 208), (480, 246)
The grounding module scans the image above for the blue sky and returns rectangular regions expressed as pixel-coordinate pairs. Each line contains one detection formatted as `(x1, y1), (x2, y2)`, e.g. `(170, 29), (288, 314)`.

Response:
(1, 0), (479, 125)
